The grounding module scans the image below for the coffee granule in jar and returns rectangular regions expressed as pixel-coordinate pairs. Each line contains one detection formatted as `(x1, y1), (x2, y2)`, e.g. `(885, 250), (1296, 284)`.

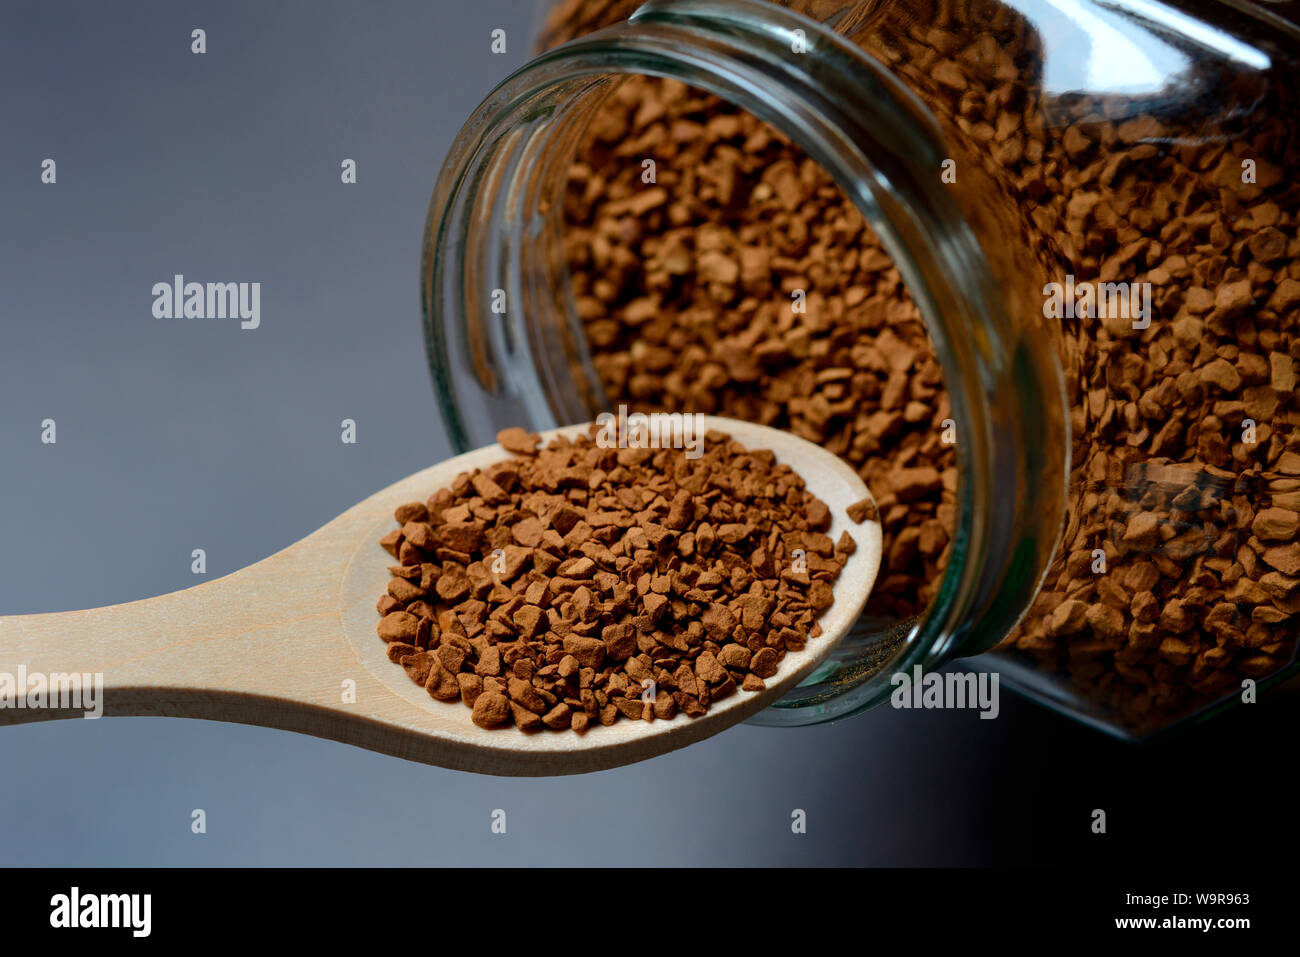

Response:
(539, 0), (1300, 731)
(561, 75), (956, 622)
(375, 428), (851, 732)
(854, 12), (1300, 727)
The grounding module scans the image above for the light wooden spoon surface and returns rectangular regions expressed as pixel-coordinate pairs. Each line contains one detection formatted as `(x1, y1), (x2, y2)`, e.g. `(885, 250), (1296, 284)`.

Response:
(0, 416), (881, 776)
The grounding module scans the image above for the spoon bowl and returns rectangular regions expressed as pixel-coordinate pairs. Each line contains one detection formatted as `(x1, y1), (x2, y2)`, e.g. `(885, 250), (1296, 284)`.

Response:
(0, 416), (881, 775)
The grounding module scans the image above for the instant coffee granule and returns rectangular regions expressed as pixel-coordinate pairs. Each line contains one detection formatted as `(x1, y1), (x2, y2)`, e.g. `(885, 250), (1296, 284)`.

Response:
(855, 5), (1300, 727)
(541, 0), (1300, 730)
(375, 428), (850, 732)
(562, 75), (956, 622)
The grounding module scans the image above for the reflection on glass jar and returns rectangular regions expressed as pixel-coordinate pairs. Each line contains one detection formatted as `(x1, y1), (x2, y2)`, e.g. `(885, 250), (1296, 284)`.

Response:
(422, 0), (1300, 737)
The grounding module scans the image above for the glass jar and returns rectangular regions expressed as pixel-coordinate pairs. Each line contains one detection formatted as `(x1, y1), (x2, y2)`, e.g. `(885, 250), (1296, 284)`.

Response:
(421, 0), (1300, 737)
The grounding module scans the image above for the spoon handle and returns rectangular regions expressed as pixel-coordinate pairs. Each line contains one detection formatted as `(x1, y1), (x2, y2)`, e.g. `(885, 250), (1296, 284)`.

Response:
(0, 475), (498, 770)
(0, 538), (356, 728)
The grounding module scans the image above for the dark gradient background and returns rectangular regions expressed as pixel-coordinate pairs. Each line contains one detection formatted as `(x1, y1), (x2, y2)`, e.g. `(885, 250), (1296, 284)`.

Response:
(1, 0), (1296, 866)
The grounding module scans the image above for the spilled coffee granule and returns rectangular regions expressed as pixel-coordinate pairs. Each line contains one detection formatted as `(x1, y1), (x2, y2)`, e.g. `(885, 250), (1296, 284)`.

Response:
(376, 428), (850, 732)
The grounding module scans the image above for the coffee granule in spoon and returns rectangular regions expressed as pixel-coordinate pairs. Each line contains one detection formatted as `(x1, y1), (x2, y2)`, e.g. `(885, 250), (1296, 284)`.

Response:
(375, 427), (851, 732)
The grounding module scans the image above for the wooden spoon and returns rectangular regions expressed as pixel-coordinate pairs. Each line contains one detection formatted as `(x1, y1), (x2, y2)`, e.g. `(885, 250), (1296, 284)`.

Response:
(0, 416), (881, 776)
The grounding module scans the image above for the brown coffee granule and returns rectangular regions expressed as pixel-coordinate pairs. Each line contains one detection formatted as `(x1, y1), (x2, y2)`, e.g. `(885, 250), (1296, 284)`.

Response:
(846, 497), (879, 525)
(561, 75), (955, 621)
(541, 0), (1300, 730)
(855, 10), (1300, 728)
(376, 428), (851, 731)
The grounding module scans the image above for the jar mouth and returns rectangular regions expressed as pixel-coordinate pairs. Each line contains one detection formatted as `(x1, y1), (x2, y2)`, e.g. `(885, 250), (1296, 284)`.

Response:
(422, 0), (1070, 723)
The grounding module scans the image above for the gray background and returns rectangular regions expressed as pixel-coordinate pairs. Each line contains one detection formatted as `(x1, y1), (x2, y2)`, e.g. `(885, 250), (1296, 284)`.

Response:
(1, 0), (1295, 867)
